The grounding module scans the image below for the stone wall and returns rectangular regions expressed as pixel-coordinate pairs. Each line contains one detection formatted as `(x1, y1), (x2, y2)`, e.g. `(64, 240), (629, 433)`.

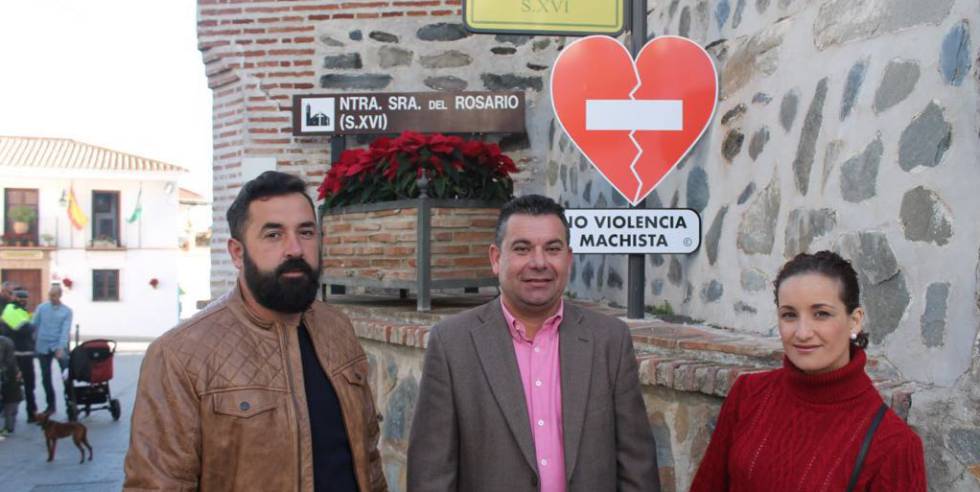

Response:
(199, 1), (980, 488)
(547, 2), (980, 488)
(322, 205), (497, 283)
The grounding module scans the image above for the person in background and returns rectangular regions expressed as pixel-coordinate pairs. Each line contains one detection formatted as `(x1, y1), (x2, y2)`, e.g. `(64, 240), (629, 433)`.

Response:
(690, 251), (926, 491)
(0, 334), (22, 437)
(0, 290), (36, 422)
(32, 285), (72, 415)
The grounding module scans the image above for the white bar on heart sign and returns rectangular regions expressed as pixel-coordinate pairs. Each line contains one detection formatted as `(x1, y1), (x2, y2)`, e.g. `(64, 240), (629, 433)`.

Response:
(585, 100), (684, 131)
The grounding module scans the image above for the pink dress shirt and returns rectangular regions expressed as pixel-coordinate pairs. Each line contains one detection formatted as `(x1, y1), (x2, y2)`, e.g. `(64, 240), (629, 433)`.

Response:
(501, 299), (566, 492)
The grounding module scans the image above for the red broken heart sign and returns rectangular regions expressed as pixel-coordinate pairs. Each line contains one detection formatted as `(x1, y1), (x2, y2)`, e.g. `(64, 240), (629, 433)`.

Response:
(551, 35), (718, 205)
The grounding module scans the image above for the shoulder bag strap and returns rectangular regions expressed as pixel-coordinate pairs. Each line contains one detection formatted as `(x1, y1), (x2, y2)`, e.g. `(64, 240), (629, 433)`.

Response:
(846, 403), (889, 492)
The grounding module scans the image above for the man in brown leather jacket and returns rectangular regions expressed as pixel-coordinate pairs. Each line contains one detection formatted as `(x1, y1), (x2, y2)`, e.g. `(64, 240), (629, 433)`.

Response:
(124, 171), (387, 492)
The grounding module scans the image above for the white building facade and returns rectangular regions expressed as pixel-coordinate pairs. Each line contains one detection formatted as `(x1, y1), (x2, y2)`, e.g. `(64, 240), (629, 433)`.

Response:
(0, 136), (187, 339)
(177, 187), (212, 320)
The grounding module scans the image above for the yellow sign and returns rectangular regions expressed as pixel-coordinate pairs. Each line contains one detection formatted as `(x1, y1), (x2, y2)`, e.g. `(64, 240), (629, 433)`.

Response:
(0, 250), (44, 261)
(464, 0), (624, 35)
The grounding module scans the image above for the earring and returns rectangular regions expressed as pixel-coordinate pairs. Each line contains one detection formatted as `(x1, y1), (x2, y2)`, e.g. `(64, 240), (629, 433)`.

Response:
(850, 332), (857, 340)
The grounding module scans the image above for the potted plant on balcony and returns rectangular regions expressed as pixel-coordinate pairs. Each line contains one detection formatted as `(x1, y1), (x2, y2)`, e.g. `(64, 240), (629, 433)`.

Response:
(91, 235), (117, 248)
(317, 131), (518, 310)
(8, 206), (36, 234)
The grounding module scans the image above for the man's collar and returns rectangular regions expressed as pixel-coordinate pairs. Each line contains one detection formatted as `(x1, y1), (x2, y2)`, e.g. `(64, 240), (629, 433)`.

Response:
(499, 297), (565, 337)
(229, 279), (276, 330)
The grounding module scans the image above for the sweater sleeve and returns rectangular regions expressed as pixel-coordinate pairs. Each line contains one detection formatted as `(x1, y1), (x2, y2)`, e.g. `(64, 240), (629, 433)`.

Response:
(871, 428), (927, 492)
(689, 374), (747, 492)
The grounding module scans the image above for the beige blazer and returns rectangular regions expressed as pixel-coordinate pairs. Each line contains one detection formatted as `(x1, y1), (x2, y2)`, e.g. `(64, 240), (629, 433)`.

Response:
(407, 299), (660, 492)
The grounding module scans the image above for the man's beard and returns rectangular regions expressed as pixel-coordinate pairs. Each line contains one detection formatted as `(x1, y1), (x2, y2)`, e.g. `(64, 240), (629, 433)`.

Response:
(242, 250), (320, 314)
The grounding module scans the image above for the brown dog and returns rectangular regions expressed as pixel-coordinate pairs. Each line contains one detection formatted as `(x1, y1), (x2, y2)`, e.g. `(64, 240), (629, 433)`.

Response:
(34, 412), (93, 464)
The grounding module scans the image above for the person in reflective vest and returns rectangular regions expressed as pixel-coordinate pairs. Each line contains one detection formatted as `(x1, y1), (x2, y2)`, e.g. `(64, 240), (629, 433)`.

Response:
(0, 291), (37, 421)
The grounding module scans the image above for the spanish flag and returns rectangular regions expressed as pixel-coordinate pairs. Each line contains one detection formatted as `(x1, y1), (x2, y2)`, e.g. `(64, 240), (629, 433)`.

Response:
(67, 186), (88, 230)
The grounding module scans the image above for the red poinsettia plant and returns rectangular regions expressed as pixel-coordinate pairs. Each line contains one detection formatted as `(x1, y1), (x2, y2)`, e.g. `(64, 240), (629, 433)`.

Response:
(317, 131), (518, 210)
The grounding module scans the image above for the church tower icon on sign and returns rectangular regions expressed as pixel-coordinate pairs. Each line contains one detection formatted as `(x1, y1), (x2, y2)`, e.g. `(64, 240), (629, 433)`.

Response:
(300, 97), (335, 132)
(306, 103), (331, 127)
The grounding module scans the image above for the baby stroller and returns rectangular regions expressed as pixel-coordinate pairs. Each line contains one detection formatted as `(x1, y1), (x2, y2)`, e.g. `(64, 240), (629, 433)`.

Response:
(64, 325), (121, 422)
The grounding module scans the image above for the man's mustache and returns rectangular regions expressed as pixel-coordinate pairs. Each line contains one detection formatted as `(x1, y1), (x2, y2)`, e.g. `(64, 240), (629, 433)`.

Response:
(275, 258), (316, 278)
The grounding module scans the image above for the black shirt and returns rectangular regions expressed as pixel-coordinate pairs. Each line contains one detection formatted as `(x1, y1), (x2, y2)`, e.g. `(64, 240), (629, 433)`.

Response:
(297, 321), (359, 492)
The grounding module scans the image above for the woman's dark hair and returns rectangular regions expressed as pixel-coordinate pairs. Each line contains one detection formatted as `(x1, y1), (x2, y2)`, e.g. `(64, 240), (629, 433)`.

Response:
(773, 250), (868, 349)
(226, 171), (314, 241)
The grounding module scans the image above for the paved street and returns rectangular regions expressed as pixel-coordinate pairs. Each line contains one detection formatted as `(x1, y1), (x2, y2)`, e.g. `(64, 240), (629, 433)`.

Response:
(0, 350), (145, 492)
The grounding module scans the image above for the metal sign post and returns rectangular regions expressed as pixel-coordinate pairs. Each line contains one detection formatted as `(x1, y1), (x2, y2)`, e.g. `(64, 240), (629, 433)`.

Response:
(627, 0), (647, 319)
(328, 135), (347, 296)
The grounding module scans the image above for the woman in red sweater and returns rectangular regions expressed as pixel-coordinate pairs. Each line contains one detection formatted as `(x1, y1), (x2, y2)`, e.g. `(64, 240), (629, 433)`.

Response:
(690, 251), (926, 492)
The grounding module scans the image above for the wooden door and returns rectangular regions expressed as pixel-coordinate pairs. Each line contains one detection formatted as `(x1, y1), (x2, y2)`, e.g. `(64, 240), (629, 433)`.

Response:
(1, 269), (42, 312)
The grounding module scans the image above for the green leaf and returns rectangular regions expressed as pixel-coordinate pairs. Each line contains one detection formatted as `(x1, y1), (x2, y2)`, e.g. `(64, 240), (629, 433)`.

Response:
(434, 177), (448, 197)
(358, 185), (373, 204)
(444, 159), (460, 180)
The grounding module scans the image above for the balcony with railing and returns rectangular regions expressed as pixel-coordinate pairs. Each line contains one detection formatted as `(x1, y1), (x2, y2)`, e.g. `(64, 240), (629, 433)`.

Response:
(85, 190), (125, 250)
(4, 188), (128, 251)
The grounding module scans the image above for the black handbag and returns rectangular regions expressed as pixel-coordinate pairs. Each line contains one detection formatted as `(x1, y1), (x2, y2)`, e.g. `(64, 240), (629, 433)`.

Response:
(846, 403), (889, 492)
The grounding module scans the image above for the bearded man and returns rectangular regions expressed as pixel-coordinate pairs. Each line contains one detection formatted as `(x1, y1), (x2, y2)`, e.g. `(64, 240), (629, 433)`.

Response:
(124, 171), (386, 492)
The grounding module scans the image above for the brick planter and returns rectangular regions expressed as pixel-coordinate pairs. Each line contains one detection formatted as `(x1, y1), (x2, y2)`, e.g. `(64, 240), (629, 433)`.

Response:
(322, 197), (501, 311)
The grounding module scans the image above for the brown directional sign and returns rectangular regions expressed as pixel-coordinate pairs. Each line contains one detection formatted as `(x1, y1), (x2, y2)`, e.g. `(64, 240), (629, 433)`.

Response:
(292, 91), (526, 136)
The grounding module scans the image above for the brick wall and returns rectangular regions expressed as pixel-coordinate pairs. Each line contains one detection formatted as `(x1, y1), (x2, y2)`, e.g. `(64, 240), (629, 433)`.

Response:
(322, 206), (496, 284)
(198, 0), (478, 295)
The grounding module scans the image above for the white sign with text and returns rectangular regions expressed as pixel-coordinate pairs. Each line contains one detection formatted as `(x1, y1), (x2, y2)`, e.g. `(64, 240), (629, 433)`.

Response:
(565, 209), (701, 254)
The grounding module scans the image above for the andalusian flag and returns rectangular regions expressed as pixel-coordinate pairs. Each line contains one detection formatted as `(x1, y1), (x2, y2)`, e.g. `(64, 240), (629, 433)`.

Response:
(127, 186), (143, 223)
(67, 186), (88, 230)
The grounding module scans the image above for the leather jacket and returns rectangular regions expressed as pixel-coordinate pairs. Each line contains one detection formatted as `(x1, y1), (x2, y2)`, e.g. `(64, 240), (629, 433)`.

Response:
(123, 282), (387, 491)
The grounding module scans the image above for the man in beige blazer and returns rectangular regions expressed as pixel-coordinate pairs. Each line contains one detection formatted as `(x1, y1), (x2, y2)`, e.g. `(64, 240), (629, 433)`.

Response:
(408, 195), (659, 492)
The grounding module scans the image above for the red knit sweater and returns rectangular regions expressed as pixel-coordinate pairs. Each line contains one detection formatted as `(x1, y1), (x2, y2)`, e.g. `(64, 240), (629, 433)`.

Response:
(690, 349), (926, 492)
